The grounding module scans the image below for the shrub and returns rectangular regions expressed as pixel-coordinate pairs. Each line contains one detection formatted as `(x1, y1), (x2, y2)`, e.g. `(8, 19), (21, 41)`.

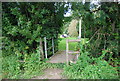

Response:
(63, 48), (119, 79)
(2, 55), (21, 79)
(2, 48), (46, 79)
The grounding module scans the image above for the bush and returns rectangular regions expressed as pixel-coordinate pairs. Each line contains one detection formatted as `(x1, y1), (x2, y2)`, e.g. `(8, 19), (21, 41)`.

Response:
(2, 48), (46, 79)
(63, 48), (119, 79)
(80, 63), (118, 79)
(2, 55), (21, 79)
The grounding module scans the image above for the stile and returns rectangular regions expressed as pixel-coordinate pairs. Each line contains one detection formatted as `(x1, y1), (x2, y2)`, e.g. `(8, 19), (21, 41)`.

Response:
(66, 17), (82, 65)
(66, 39), (81, 65)
(68, 39), (81, 42)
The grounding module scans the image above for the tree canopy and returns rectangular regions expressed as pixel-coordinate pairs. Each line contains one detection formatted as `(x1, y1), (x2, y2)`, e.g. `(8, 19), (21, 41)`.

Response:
(2, 2), (67, 57)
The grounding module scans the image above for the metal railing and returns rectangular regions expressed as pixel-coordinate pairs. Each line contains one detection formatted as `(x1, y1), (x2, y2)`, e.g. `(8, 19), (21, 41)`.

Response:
(44, 37), (54, 59)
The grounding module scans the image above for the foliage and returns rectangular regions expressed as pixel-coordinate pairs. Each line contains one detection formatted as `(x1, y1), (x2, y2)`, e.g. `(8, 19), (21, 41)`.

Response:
(2, 2), (68, 79)
(43, 63), (65, 69)
(2, 52), (65, 79)
(2, 55), (21, 79)
(2, 48), (42, 79)
(2, 2), (66, 57)
(21, 48), (44, 79)
(2, 46), (65, 79)
(2, 2), (120, 79)
(70, 2), (119, 61)
(63, 44), (119, 79)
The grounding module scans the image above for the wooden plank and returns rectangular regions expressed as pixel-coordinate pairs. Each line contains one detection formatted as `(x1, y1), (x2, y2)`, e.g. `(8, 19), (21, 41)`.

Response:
(44, 37), (47, 59)
(68, 51), (80, 54)
(68, 39), (81, 42)
(52, 38), (55, 55)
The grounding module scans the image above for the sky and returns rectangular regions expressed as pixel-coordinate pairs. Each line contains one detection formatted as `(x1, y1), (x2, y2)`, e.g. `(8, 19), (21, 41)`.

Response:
(64, 0), (102, 17)
(64, 3), (72, 17)
(64, 0), (87, 17)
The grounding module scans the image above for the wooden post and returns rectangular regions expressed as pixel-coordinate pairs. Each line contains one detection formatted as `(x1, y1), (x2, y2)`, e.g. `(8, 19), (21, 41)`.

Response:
(66, 39), (69, 65)
(79, 17), (82, 39)
(78, 17), (82, 60)
(52, 38), (54, 55)
(44, 37), (47, 59)
(40, 38), (44, 60)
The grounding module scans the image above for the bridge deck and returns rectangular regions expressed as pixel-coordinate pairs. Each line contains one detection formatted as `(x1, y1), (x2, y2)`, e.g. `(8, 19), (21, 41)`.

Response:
(47, 50), (78, 63)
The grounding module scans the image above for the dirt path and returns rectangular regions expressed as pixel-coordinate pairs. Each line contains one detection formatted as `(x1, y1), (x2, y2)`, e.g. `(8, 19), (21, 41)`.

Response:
(32, 68), (66, 79)
(32, 51), (78, 79)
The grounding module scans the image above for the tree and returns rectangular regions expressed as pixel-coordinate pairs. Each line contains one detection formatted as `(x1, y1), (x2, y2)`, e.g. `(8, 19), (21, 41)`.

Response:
(70, 2), (120, 59)
(2, 2), (67, 57)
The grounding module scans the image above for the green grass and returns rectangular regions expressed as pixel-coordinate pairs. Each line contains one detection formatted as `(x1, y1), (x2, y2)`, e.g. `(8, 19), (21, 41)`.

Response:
(58, 37), (78, 51)
(58, 37), (89, 51)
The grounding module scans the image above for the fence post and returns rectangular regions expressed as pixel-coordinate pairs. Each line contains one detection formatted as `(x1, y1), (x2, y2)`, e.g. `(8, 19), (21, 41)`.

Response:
(66, 39), (69, 65)
(79, 18), (82, 38)
(44, 37), (47, 59)
(52, 38), (54, 55)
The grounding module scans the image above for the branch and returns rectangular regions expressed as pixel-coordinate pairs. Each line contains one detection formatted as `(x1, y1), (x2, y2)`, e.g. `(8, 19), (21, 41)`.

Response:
(88, 28), (101, 42)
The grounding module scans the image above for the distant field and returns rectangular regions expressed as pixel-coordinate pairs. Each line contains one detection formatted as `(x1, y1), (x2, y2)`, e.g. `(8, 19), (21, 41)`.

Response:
(58, 37), (89, 51)
(58, 37), (78, 51)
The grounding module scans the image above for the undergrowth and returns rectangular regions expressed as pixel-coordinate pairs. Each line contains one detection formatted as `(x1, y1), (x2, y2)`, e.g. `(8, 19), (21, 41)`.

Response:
(63, 44), (119, 79)
(2, 51), (65, 79)
(2, 48), (48, 79)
